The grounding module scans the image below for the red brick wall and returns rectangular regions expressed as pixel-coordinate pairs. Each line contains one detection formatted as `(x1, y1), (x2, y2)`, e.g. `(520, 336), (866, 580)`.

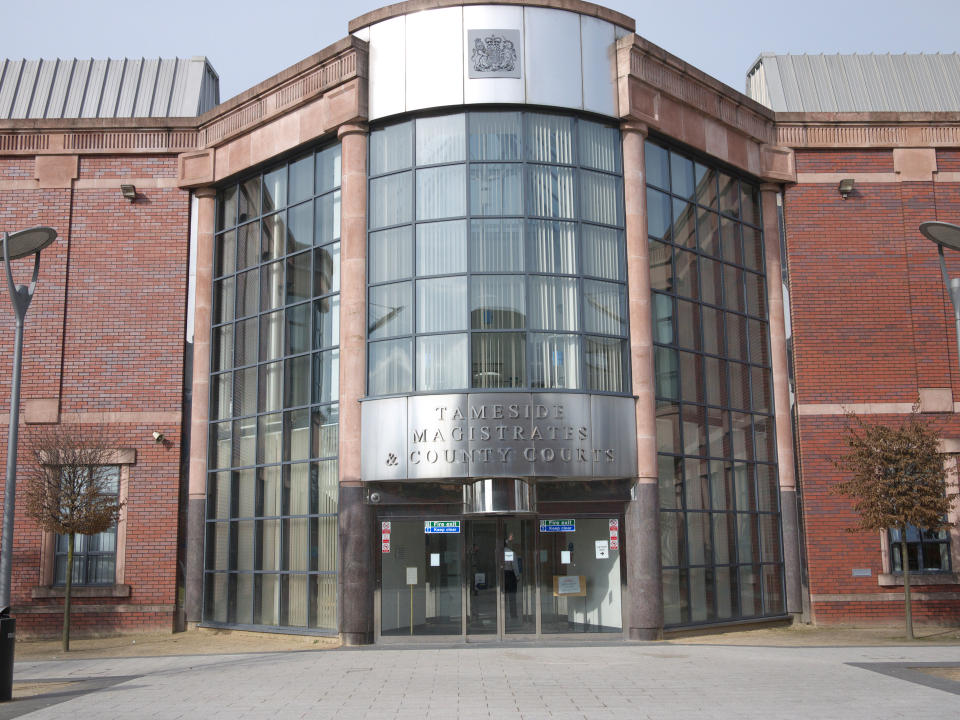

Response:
(795, 150), (895, 173)
(0, 152), (189, 637)
(786, 148), (960, 625)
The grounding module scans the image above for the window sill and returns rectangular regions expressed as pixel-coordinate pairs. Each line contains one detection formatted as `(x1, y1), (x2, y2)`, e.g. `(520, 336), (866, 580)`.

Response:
(31, 584), (130, 599)
(877, 573), (960, 587)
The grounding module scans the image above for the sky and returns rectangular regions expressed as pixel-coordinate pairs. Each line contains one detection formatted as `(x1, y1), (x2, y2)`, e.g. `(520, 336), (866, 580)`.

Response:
(3, 0), (960, 103)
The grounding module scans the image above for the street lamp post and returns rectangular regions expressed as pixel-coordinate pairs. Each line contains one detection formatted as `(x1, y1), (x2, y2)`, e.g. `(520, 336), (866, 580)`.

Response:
(0, 226), (56, 701)
(919, 221), (960, 372)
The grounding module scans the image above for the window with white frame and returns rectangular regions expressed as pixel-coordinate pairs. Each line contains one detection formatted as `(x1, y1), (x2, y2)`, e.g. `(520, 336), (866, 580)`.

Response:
(53, 465), (120, 586)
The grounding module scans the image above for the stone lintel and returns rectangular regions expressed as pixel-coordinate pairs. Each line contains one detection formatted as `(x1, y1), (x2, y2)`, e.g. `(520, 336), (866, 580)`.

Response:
(34, 155), (78, 188)
(23, 398), (60, 425)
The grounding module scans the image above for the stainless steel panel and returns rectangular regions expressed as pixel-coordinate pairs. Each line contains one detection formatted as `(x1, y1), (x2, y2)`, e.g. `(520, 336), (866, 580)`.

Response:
(11, 60), (38, 119)
(368, 15), (406, 121)
(523, 6), (582, 110)
(407, 394), (468, 480)
(29, 60), (57, 118)
(135, 59), (159, 117)
(580, 16), (618, 118)
(47, 60), (73, 119)
(81, 60), (108, 118)
(463, 5), (525, 105)
(463, 478), (535, 514)
(530, 392), (590, 477)
(362, 392), (638, 482)
(0, 60), (22, 119)
(168, 59), (188, 118)
(406, 6), (463, 113)
(116, 58), (141, 117)
(362, 396), (408, 481)
(466, 392), (534, 478)
(100, 59), (125, 117)
(153, 59), (177, 117)
(590, 395), (637, 478)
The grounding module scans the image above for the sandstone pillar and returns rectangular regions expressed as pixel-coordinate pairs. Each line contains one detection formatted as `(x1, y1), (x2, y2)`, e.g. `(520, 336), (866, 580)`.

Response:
(759, 185), (804, 616)
(184, 186), (216, 624)
(622, 122), (663, 640)
(337, 123), (374, 645)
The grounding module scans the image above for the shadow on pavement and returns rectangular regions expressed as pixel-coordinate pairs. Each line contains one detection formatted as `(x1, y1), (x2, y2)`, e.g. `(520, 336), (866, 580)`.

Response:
(0, 676), (136, 720)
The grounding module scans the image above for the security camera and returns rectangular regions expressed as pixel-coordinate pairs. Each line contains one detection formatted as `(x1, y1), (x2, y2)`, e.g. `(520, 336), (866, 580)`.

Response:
(152, 431), (165, 443)
(369, 492), (381, 504)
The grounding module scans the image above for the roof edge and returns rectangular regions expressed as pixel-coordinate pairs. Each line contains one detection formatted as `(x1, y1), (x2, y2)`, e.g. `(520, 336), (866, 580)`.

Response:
(348, 0), (635, 33)
(198, 36), (364, 124)
(631, 35), (776, 121)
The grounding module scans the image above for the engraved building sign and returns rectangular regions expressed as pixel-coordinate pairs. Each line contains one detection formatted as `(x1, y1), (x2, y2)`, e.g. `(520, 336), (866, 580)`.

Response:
(361, 393), (637, 481)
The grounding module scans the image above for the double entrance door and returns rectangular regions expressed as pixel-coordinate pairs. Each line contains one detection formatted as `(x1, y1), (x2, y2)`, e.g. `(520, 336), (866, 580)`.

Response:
(377, 516), (623, 641)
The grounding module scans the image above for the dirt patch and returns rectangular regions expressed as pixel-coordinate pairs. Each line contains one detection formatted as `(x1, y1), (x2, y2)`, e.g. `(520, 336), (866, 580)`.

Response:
(13, 680), (80, 699)
(15, 628), (340, 661)
(914, 666), (960, 682)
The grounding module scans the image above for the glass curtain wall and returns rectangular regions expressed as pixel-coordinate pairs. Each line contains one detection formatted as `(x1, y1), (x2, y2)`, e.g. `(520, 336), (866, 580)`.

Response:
(206, 144), (341, 631)
(367, 111), (627, 396)
(646, 139), (785, 626)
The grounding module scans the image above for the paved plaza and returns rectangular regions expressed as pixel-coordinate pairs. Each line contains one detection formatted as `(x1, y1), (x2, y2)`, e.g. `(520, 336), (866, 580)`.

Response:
(3, 641), (959, 719)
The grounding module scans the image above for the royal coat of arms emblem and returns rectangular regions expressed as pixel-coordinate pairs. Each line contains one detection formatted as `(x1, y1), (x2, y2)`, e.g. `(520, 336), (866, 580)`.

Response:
(467, 29), (522, 79)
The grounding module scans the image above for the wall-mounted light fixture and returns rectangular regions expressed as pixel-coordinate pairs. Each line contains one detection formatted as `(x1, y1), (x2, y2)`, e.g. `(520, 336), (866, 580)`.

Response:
(120, 184), (137, 201)
(152, 430), (165, 443)
(838, 178), (855, 199)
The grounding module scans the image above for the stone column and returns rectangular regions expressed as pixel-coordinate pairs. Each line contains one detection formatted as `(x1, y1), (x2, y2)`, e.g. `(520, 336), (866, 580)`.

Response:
(337, 122), (374, 645)
(759, 185), (803, 616)
(622, 121), (663, 640)
(185, 186), (216, 625)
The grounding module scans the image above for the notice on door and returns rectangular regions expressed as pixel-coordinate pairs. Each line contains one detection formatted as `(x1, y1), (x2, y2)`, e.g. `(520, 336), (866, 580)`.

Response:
(553, 575), (586, 596)
(430, 553), (440, 567)
(424, 520), (461, 534)
(595, 540), (609, 559)
(609, 518), (619, 550)
(540, 519), (575, 532)
(381, 521), (391, 553)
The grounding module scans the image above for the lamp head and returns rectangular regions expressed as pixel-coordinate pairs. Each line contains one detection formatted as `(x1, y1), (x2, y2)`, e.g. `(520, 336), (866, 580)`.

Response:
(920, 221), (960, 252)
(2, 226), (57, 260)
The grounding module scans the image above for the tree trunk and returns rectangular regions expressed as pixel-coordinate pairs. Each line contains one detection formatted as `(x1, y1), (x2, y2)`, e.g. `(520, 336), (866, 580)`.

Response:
(63, 533), (74, 652)
(900, 531), (913, 641)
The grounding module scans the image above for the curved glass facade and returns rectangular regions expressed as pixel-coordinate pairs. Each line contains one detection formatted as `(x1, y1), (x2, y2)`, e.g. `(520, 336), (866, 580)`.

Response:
(205, 143), (341, 631)
(366, 111), (628, 397)
(646, 138), (785, 626)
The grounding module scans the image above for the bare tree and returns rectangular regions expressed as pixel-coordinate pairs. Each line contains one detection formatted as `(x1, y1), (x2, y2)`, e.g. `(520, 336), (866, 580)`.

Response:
(22, 427), (123, 651)
(834, 408), (956, 639)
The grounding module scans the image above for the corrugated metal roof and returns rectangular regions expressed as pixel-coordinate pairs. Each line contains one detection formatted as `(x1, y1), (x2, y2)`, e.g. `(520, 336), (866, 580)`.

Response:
(0, 57), (220, 119)
(746, 53), (960, 112)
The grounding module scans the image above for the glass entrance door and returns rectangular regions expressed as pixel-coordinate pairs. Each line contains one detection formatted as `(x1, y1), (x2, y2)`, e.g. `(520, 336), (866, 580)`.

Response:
(378, 515), (623, 640)
(466, 518), (536, 638)
(380, 519), (462, 637)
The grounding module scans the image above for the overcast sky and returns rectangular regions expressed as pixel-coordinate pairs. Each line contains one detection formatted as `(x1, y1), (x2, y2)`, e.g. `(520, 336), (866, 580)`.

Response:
(4, 0), (960, 102)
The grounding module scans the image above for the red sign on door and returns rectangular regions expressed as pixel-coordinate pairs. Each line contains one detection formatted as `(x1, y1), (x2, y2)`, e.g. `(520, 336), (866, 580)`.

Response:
(381, 521), (391, 553)
(609, 519), (619, 550)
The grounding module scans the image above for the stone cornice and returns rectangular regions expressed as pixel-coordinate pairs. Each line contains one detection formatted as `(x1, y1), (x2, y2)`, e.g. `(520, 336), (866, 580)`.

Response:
(777, 120), (960, 149)
(0, 125), (199, 156)
(626, 36), (776, 146)
(196, 37), (367, 149)
(0, 37), (367, 157)
(348, 0), (635, 33)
